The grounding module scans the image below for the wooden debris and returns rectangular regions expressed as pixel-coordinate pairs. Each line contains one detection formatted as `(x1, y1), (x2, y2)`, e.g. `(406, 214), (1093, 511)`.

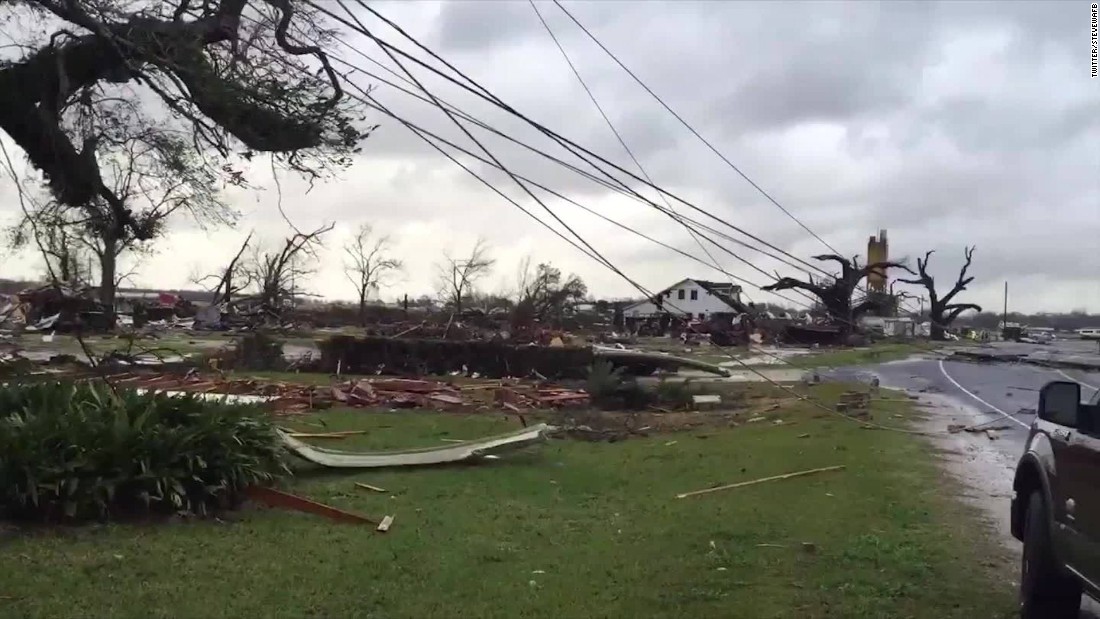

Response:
(354, 482), (388, 493)
(676, 465), (846, 499)
(247, 487), (378, 526)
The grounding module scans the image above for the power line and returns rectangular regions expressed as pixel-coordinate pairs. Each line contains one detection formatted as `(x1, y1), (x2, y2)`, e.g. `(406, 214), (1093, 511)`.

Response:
(550, 0), (841, 256)
(549, 0), (922, 317)
(324, 49), (818, 281)
(323, 48), (821, 306)
(309, 0), (838, 282)
(345, 0), (667, 312)
(528, 0), (735, 298)
(348, 82), (808, 304)
(320, 43), (889, 330)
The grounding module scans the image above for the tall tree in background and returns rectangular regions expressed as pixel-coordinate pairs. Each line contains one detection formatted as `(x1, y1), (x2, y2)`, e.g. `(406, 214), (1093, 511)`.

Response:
(343, 224), (402, 326)
(437, 238), (494, 315)
(245, 223), (334, 320)
(762, 254), (908, 337)
(512, 257), (587, 328)
(898, 247), (982, 340)
(0, 0), (370, 253)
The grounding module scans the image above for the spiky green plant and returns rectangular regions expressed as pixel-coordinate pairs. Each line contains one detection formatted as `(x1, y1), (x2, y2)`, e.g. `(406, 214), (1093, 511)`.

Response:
(0, 381), (288, 522)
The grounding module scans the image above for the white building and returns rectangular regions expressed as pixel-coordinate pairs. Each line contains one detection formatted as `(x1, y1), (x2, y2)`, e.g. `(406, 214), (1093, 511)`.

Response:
(622, 279), (744, 320)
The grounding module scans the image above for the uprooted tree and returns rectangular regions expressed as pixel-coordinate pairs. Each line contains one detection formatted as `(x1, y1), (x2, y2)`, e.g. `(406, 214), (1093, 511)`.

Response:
(762, 254), (908, 337)
(437, 238), (495, 315)
(343, 224), (402, 326)
(0, 0), (370, 252)
(898, 246), (982, 340)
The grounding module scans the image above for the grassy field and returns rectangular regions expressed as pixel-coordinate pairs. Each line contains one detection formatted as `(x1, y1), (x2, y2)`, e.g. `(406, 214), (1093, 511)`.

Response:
(778, 342), (944, 369)
(640, 341), (945, 370)
(0, 383), (1016, 618)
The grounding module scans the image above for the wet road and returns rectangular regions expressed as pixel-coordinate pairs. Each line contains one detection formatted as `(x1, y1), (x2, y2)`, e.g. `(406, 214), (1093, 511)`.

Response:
(828, 342), (1100, 464)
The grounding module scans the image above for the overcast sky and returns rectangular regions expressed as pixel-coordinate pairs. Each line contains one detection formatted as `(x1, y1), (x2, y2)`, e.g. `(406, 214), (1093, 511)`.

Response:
(1, 0), (1098, 314)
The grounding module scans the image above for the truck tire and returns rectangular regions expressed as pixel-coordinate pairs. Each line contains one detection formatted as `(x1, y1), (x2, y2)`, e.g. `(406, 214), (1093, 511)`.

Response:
(1020, 491), (1081, 619)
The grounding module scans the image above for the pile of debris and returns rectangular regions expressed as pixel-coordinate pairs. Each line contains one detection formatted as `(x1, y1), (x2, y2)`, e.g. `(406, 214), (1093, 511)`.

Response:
(101, 371), (590, 415)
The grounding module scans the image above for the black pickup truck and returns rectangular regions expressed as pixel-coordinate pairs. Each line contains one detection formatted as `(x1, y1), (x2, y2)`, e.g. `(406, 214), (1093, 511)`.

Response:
(1012, 380), (1100, 618)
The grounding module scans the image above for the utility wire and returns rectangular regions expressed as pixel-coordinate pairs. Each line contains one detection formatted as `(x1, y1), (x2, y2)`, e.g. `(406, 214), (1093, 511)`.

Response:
(547, 1), (922, 317)
(324, 49), (817, 281)
(251, 9), (901, 331)
(352, 1), (666, 312)
(349, 83), (801, 302)
(549, 0), (840, 256)
(309, 0), (837, 282)
(324, 47), (899, 337)
(528, 0), (735, 298)
(326, 49), (820, 307)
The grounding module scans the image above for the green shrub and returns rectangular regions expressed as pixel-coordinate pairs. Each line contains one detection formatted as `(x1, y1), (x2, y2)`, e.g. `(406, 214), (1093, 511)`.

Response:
(586, 361), (654, 411)
(654, 378), (697, 410)
(0, 381), (288, 522)
(230, 331), (286, 371)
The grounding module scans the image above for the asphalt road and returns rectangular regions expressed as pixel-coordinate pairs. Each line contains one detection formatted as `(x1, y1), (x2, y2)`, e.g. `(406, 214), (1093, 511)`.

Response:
(828, 340), (1100, 461)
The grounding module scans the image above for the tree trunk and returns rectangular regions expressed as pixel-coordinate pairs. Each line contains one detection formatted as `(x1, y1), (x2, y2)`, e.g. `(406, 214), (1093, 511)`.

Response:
(99, 237), (118, 330)
(929, 303), (946, 340)
(358, 286), (368, 327)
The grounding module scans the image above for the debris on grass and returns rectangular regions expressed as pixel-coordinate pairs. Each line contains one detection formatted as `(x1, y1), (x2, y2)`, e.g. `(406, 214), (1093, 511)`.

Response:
(676, 465), (846, 499)
(354, 482), (388, 493)
(280, 423), (551, 468)
(55, 370), (592, 415)
(247, 487), (382, 527)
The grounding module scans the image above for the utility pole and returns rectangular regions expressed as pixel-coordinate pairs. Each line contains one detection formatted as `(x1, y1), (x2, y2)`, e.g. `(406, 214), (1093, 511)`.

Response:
(1002, 281), (1008, 328)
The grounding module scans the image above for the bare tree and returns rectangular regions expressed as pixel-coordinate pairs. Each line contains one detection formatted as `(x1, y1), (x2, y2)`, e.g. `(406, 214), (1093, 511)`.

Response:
(0, 0), (371, 242)
(343, 224), (402, 326)
(762, 254), (908, 337)
(898, 247), (982, 340)
(20, 220), (94, 285)
(437, 238), (495, 315)
(194, 231), (255, 306)
(245, 223), (334, 321)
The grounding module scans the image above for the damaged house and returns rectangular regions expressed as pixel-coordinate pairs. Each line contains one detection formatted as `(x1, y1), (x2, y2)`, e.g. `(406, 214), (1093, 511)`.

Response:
(623, 279), (746, 334)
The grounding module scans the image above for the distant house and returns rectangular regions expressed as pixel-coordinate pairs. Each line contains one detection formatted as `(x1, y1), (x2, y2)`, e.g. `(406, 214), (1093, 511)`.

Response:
(622, 279), (744, 321)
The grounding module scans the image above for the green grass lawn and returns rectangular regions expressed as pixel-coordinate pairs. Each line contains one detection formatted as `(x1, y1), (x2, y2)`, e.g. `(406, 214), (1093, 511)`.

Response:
(775, 342), (942, 369)
(627, 340), (945, 370)
(0, 384), (1015, 618)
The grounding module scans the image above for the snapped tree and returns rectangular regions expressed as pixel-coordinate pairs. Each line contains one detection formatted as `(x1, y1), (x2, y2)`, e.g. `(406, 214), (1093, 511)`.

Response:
(0, 0), (369, 277)
(245, 222), (334, 321)
(761, 254), (908, 336)
(343, 224), (402, 326)
(898, 246), (982, 340)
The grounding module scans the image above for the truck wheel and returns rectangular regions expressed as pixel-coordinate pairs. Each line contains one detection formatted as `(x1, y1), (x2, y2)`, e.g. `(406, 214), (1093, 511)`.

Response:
(1020, 491), (1081, 619)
